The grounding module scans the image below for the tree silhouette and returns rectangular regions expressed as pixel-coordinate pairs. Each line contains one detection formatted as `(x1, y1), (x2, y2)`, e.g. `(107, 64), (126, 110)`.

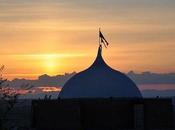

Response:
(0, 65), (33, 130)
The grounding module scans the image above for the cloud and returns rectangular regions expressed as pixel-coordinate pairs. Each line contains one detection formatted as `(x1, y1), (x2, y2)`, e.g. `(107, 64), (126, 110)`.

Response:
(0, 0), (175, 76)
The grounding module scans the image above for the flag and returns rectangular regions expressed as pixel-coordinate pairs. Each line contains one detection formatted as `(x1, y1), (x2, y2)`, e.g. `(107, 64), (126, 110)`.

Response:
(99, 30), (109, 48)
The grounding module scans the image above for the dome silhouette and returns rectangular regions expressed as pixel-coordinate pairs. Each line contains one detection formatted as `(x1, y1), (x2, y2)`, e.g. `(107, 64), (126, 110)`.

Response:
(59, 45), (142, 98)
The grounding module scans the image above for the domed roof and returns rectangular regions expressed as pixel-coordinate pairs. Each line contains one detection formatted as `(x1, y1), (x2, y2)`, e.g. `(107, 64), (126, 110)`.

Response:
(59, 45), (142, 98)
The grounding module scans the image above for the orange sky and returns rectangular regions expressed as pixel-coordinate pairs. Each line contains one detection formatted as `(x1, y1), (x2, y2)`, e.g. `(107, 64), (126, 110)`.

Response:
(0, 0), (175, 79)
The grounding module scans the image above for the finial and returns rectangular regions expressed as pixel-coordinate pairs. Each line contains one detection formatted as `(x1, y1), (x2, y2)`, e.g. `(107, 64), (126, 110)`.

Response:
(98, 44), (102, 55)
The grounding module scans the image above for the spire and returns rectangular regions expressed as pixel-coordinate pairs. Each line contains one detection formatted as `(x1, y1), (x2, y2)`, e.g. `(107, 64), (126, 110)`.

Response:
(98, 44), (102, 56)
(89, 29), (110, 68)
(90, 44), (107, 68)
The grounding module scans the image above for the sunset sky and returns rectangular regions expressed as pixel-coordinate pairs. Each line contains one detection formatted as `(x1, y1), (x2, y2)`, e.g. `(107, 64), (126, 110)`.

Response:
(1, 0), (175, 79)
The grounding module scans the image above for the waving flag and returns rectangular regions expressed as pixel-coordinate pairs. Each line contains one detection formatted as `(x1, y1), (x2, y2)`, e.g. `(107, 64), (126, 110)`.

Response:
(99, 30), (109, 48)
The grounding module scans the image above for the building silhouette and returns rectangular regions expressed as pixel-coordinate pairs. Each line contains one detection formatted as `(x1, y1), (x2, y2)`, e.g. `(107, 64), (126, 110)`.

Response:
(32, 43), (175, 130)
(59, 45), (141, 98)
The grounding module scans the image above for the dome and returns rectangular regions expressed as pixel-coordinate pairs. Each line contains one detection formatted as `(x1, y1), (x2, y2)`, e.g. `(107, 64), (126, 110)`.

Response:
(59, 45), (142, 98)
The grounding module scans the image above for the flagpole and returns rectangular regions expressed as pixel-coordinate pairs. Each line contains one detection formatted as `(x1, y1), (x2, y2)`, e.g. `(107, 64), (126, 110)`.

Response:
(99, 28), (101, 46)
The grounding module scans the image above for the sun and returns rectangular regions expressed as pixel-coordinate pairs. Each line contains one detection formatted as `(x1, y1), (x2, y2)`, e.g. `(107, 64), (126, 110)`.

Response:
(43, 54), (58, 75)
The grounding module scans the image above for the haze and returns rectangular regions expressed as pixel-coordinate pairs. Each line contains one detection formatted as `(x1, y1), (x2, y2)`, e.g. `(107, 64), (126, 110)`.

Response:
(0, 0), (175, 79)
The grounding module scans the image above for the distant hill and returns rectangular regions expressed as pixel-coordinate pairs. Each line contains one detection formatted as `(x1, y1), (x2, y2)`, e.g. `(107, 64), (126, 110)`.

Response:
(5, 72), (76, 88)
(142, 89), (175, 97)
(127, 71), (175, 84)
(19, 89), (175, 99)
(4, 71), (175, 88)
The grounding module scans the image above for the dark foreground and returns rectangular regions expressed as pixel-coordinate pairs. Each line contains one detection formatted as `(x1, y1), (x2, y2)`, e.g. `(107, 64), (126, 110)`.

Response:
(32, 98), (175, 130)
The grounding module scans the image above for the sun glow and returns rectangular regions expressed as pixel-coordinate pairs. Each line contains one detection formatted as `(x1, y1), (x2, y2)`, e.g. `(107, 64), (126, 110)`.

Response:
(38, 87), (61, 92)
(43, 54), (58, 74)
